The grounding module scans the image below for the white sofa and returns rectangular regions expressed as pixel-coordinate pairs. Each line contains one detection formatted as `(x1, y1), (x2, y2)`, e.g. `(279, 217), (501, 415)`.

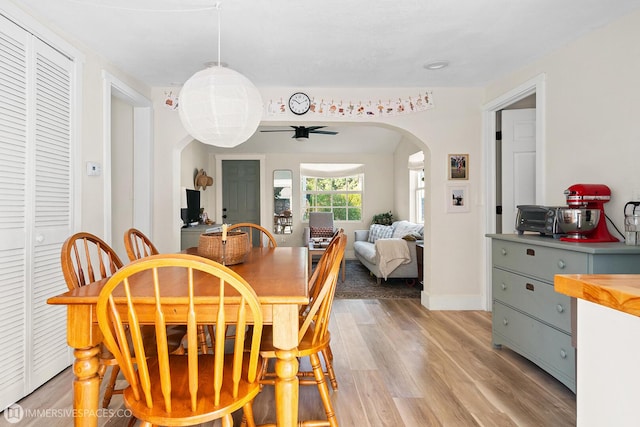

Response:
(353, 220), (424, 284)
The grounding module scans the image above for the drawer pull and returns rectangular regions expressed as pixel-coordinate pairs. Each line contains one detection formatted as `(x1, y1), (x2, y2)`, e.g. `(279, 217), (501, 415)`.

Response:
(525, 283), (535, 291)
(501, 283), (507, 291)
(503, 318), (508, 326)
(557, 260), (566, 269)
(557, 304), (564, 313)
(560, 349), (567, 359)
(526, 248), (535, 256)
(501, 248), (507, 256)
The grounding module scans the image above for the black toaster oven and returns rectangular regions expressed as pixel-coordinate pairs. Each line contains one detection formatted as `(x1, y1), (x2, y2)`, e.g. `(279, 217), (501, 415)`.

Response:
(515, 205), (563, 237)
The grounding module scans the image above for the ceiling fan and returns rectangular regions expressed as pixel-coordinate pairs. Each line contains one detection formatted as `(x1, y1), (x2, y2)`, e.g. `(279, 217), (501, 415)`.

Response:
(260, 126), (339, 139)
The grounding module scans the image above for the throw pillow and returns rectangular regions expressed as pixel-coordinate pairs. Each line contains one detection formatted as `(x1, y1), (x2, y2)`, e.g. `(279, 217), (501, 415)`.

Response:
(368, 224), (393, 243)
(311, 226), (334, 238)
(391, 220), (424, 239)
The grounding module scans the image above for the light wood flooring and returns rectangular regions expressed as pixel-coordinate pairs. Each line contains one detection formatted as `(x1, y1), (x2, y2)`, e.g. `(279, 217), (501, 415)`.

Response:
(5, 299), (576, 426)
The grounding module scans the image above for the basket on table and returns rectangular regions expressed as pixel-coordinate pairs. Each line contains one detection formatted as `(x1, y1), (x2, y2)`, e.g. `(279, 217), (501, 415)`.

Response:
(197, 231), (250, 265)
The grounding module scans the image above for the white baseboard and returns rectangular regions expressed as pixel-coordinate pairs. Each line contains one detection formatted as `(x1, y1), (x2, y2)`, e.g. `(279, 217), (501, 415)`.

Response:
(421, 292), (486, 311)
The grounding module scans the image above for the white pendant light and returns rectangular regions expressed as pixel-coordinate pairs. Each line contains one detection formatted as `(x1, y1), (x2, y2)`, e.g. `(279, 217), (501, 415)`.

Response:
(178, 3), (262, 148)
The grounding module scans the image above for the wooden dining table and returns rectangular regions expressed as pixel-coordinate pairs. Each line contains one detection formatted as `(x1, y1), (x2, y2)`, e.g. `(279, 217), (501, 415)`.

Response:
(47, 246), (309, 427)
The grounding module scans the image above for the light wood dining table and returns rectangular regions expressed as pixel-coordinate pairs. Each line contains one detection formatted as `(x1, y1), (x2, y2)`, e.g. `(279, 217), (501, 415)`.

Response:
(47, 246), (309, 427)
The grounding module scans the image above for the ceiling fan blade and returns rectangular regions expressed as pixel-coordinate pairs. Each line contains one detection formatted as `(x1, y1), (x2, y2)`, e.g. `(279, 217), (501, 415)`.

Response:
(305, 126), (326, 131)
(309, 130), (339, 135)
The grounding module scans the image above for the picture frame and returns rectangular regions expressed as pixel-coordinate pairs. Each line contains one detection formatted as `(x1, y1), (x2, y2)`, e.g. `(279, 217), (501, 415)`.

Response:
(448, 153), (469, 180)
(446, 184), (469, 213)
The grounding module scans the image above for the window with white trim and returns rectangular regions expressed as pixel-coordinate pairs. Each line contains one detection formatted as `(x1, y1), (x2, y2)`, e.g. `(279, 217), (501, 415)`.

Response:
(301, 163), (364, 221)
(408, 152), (425, 224)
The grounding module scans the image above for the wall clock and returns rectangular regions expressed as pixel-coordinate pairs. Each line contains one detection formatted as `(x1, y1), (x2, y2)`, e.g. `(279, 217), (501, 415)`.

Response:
(288, 92), (311, 115)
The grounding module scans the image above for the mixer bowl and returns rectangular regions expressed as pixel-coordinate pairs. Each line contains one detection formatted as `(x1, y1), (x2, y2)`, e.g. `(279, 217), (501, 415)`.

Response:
(557, 208), (600, 236)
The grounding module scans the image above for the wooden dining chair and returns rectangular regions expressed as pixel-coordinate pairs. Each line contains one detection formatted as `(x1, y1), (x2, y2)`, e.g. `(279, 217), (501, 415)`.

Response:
(60, 232), (126, 408)
(61, 232), (184, 409)
(124, 227), (159, 262)
(229, 222), (277, 248)
(124, 228), (209, 354)
(250, 232), (346, 427)
(96, 254), (264, 427)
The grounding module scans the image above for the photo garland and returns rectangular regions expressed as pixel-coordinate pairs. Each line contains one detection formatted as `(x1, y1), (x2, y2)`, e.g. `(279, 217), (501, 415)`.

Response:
(165, 90), (435, 117)
(266, 90), (434, 117)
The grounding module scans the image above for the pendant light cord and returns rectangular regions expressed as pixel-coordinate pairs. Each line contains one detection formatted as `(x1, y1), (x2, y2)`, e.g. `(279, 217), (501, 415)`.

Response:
(216, 2), (221, 67)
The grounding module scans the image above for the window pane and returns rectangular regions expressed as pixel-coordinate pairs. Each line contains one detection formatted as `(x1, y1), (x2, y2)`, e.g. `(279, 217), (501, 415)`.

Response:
(333, 208), (346, 220)
(347, 177), (361, 190)
(333, 194), (347, 206)
(305, 177), (316, 191)
(317, 178), (332, 191)
(317, 194), (331, 206)
(348, 208), (361, 221)
(347, 194), (361, 206)
(333, 178), (347, 191)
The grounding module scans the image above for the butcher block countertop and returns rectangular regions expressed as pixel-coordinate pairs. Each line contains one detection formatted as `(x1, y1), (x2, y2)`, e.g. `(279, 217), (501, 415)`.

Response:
(555, 274), (640, 317)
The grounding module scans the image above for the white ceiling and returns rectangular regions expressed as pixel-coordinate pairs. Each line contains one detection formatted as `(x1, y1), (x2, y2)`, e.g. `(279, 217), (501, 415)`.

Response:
(11, 0), (640, 88)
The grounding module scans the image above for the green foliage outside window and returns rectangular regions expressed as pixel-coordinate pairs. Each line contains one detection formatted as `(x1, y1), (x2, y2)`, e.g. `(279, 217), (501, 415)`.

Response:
(303, 174), (363, 221)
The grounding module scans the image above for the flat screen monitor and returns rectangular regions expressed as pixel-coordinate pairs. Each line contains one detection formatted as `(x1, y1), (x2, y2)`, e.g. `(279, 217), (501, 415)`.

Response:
(185, 189), (201, 224)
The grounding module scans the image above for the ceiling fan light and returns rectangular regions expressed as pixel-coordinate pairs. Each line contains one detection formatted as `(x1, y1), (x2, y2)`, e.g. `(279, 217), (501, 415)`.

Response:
(178, 66), (263, 148)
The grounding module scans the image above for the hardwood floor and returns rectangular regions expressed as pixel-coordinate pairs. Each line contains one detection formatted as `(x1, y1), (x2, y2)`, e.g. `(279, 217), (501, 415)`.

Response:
(5, 299), (576, 426)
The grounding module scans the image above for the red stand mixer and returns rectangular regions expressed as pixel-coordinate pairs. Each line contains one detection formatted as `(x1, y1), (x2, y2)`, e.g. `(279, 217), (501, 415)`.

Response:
(558, 184), (619, 242)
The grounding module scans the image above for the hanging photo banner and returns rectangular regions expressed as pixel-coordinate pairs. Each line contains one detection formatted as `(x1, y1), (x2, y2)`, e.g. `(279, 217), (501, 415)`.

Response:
(265, 90), (434, 118)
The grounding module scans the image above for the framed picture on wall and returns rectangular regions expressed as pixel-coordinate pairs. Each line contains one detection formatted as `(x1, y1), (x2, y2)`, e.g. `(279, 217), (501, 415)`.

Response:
(446, 184), (469, 213)
(448, 153), (469, 180)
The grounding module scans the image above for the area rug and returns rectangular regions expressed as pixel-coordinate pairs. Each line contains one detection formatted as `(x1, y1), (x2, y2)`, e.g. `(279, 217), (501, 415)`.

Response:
(333, 260), (421, 299)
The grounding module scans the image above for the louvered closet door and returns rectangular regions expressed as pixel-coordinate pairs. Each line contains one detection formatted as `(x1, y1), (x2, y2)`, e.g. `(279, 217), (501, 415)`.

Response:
(0, 15), (30, 410)
(29, 37), (73, 390)
(0, 15), (73, 409)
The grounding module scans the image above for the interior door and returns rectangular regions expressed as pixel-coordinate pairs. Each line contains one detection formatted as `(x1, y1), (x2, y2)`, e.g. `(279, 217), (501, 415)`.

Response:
(501, 108), (536, 233)
(222, 160), (260, 228)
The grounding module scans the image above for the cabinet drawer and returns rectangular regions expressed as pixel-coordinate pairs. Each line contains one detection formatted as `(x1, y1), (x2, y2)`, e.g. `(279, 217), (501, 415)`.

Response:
(493, 268), (571, 333)
(492, 302), (575, 392)
(492, 240), (588, 282)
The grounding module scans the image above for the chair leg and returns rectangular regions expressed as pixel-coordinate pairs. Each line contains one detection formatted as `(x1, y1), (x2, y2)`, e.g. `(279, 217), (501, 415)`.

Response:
(321, 348), (338, 391)
(242, 402), (257, 427)
(102, 365), (120, 408)
(310, 352), (337, 427)
(221, 413), (233, 427)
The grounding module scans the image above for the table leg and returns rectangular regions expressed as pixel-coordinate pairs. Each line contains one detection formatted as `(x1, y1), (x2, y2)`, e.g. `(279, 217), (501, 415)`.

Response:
(272, 304), (300, 427)
(274, 348), (299, 427)
(66, 305), (102, 427)
(72, 345), (101, 427)
(341, 256), (346, 282)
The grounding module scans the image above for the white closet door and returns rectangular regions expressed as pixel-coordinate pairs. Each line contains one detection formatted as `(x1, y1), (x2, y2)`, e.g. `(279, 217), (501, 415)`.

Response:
(0, 15), (73, 409)
(0, 15), (29, 410)
(29, 38), (73, 389)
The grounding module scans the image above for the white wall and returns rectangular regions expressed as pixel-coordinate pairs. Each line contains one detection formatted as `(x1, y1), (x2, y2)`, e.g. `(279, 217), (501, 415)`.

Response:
(485, 9), (640, 234)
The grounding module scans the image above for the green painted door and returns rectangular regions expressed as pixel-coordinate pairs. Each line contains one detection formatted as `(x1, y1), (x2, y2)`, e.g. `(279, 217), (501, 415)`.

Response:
(222, 160), (261, 234)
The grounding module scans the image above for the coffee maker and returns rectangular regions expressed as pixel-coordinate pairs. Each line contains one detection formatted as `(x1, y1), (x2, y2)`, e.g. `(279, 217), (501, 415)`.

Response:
(557, 184), (619, 242)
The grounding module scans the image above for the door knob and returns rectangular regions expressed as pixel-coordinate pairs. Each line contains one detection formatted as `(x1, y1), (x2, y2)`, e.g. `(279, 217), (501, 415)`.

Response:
(35, 234), (45, 243)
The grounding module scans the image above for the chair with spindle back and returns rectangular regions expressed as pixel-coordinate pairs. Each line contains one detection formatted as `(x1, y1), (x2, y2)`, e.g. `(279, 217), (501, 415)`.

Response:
(60, 232), (125, 408)
(228, 222), (277, 248)
(124, 228), (208, 354)
(124, 228), (159, 262)
(61, 232), (184, 409)
(250, 232), (346, 427)
(96, 254), (264, 427)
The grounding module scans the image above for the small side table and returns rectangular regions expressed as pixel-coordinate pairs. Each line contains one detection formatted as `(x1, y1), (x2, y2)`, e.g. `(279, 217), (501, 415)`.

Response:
(416, 243), (424, 288)
(308, 241), (346, 282)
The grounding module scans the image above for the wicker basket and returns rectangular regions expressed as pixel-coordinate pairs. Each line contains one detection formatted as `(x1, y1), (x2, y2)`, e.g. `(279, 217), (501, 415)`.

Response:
(197, 231), (250, 265)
